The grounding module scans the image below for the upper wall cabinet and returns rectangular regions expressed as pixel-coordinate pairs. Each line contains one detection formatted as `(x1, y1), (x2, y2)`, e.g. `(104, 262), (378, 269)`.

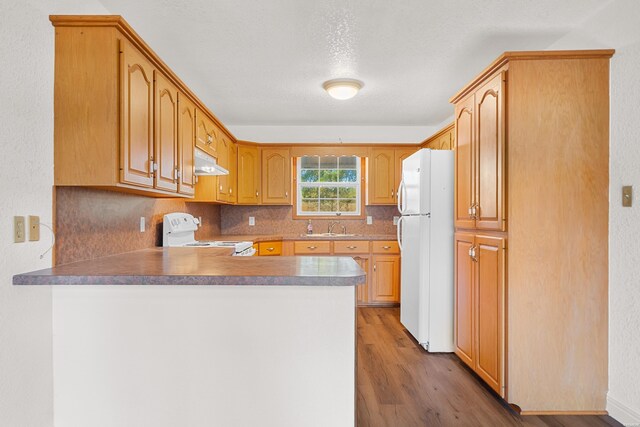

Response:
(422, 123), (455, 151)
(368, 147), (417, 205)
(261, 148), (291, 205)
(51, 15), (235, 198)
(237, 144), (261, 204)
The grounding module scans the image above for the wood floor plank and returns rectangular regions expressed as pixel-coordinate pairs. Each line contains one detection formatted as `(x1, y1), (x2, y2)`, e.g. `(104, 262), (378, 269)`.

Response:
(356, 307), (622, 427)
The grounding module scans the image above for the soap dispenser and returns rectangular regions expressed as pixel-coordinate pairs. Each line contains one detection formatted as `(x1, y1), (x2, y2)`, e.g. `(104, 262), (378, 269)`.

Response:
(307, 219), (313, 235)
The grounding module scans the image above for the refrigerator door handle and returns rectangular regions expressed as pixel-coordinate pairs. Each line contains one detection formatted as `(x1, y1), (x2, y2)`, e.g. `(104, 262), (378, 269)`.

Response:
(396, 216), (404, 252)
(397, 180), (405, 214)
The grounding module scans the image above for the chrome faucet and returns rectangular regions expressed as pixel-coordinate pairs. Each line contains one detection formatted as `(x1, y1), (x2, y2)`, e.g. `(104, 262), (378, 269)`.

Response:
(328, 220), (340, 234)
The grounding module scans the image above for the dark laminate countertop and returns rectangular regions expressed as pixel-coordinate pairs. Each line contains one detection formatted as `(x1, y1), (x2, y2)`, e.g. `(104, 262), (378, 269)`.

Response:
(13, 247), (366, 286)
(210, 234), (397, 242)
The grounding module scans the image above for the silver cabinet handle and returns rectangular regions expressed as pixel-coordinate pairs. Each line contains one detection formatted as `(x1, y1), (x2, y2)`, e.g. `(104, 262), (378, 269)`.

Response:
(347, 246), (357, 249)
(391, 189), (394, 197)
(256, 191), (259, 197)
(219, 185), (223, 191)
(307, 246), (317, 250)
(229, 188), (233, 194)
(373, 264), (376, 272)
(266, 247), (274, 252)
(383, 245), (391, 249)
(285, 191), (289, 197)
(469, 245), (478, 262)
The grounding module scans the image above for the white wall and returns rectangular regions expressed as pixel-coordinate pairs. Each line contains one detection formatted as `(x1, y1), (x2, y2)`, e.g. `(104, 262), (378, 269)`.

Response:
(228, 125), (439, 143)
(0, 1), (109, 426)
(547, 1), (640, 425)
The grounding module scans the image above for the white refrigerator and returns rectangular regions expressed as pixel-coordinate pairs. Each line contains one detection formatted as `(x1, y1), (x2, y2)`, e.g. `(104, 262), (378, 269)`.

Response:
(397, 148), (454, 352)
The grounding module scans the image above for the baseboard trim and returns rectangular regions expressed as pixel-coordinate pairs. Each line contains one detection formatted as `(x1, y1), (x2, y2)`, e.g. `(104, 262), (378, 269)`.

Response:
(520, 410), (607, 416)
(608, 394), (640, 426)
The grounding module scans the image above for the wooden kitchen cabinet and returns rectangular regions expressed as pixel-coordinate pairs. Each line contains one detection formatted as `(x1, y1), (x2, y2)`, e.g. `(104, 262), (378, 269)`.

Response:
(368, 148), (395, 204)
(120, 38), (155, 189)
(368, 147), (417, 205)
(261, 148), (291, 205)
(371, 255), (400, 303)
(421, 123), (455, 151)
(237, 144), (260, 204)
(451, 50), (613, 412)
(177, 93), (196, 195)
(51, 16), (234, 199)
(353, 256), (370, 305)
(257, 241), (282, 256)
(454, 94), (475, 229)
(154, 71), (179, 193)
(454, 232), (505, 396)
(216, 135), (231, 202)
(228, 141), (238, 204)
(195, 108), (218, 159)
(293, 241), (331, 254)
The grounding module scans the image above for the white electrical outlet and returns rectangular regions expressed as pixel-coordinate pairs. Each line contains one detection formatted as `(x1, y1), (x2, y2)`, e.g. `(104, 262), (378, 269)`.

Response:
(139, 217), (145, 232)
(199, 216), (203, 226)
(249, 216), (255, 226)
(393, 216), (400, 225)
(366, 216), (373, 225)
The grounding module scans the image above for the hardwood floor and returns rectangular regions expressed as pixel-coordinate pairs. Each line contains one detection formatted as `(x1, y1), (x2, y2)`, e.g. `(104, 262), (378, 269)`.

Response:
(356, 307), (622, 427)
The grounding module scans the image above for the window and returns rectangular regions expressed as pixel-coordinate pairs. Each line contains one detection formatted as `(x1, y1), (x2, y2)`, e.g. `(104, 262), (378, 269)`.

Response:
(296, 155), (361, 217)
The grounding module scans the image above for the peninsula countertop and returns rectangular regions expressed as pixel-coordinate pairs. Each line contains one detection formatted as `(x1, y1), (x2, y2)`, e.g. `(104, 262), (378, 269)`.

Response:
(210, 233), (397, 242)
(13, 247), (366, 286)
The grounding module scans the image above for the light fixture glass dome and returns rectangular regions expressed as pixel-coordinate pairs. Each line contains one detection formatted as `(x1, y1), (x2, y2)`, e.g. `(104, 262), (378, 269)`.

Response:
(323, 79), (363, 100)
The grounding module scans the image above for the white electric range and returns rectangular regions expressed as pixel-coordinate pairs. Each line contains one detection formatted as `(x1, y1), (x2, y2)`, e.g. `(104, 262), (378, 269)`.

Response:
(162, 213), (255, 256)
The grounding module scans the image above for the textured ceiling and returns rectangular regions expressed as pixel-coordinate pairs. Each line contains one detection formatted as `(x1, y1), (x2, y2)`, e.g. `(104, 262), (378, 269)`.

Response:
(96, 0), (609, 126)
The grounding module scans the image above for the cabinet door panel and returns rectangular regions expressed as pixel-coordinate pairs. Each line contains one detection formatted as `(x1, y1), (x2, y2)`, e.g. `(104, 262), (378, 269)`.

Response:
(237, 145), (260, 204)
(195, 109), (217, 158)
(353, 256), (369, 305)
(475, 235), (505, 396)
(395, 148), (417, 201)
(455, 96), (475, 228)
(454, 232), (475, 368)
(476, 73), (505, 231)
(369, 149), (395, 204)
(262, 148), (291, 204)
(371, 255), (400, 303)
(154, 72), (178, 192)
(120, 40), (154, 187)
(228, 141), (237, 204)
(216, 135), (230, 202)
(177, 93), (196, 195)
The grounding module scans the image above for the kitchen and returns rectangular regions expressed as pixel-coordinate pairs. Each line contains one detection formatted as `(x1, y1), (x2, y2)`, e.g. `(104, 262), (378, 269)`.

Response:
(2, 1), (640, 427)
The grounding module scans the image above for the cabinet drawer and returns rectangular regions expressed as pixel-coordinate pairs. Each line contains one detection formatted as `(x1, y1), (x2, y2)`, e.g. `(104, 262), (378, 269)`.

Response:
(294, 241), (331, 255)
(258, 241), (282, 256)
(372, 241), (399, 254)
(333, 240), (370, 254)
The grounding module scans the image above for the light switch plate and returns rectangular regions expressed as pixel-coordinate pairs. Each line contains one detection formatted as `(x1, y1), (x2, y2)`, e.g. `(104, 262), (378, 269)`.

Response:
(393, 216), (400, 225)
(249, 216), (255, 226)
(14, 216), (25, 243)
(366, 216), (373, 225)
(623, 185), (633, 207)
(139, 217), (145, 232)
(28, 215), (40, 241)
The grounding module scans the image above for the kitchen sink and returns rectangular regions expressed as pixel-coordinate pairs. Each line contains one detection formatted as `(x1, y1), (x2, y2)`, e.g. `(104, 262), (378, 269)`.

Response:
(300, 233), (359, 237)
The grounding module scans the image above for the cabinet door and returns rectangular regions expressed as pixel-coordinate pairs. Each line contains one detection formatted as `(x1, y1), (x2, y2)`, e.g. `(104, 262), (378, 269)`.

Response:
(261, 148), (291, 205)
(120, 40), (154, 188)
(454, 95), (475, 229)
(395, 148), (417, 201)
(228, 141), (237, 204)
(195, 109), (217, 158)
(368, 148), (395, 204)
(474, 235), (505, 396)
(371, 255), (400, 303)
(454, 232), (475, 369)
(475, 73), (506, 231)
(177, 93), (196, 196)
(353, 256), (369, 305)
(154, 71), (178, 192)
(216, 135), (230, 202)
(237, 145), (260, 204)
(438, 131), (453, 150)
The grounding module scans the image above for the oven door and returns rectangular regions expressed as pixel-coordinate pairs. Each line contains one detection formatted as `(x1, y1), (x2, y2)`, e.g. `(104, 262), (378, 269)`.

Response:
(234, 247), (257, 256)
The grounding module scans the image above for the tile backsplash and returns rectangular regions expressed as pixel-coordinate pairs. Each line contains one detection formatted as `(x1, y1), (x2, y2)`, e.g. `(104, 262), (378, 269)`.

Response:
(220, 205), (399, 236)
(55, 187), (221, 265)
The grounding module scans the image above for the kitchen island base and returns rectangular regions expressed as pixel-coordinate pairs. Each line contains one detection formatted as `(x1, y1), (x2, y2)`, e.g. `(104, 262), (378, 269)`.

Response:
(52, 285), (356, 427)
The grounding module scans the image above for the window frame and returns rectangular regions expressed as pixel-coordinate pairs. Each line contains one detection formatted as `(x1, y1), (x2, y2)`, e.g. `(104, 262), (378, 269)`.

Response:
(292, 156), (366, 219)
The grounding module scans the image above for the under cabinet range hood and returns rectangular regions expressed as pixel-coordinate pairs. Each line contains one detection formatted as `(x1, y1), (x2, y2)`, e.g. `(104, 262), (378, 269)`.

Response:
(194, 148), (229, 176)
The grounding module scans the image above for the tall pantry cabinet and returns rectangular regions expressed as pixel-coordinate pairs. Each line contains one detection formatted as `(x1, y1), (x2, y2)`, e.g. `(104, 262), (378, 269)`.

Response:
(451, 50), (613, 414)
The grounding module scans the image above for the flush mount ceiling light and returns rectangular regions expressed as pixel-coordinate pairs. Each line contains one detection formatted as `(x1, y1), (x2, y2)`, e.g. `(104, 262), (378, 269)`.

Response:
(323, 79), (363, 100)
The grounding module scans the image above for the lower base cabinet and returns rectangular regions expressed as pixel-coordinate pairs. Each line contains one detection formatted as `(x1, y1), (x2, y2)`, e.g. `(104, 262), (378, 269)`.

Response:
(353, 256), (370, 305)
(454, 232), (506, 397)
(370, 255), (400, 304)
